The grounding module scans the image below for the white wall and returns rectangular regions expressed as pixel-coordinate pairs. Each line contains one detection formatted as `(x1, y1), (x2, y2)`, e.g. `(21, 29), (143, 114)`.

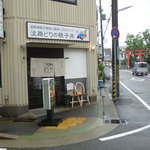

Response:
(64, 49), (87, 79)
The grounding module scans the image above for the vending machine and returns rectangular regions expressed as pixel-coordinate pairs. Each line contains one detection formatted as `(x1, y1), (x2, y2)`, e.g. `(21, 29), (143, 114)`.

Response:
(42, 78), (55, 110)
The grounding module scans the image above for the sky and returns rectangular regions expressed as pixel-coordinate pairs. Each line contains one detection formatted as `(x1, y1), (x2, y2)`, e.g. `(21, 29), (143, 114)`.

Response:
(96, 0), (150, 48)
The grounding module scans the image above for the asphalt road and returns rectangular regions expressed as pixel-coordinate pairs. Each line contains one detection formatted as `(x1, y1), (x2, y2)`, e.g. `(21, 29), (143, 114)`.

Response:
(50, 70), (150, 150)
(8, 69), (150, 150)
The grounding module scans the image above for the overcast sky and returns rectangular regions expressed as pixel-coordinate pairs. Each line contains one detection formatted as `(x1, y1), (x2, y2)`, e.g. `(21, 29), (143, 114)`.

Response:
(96, 0), (150, 48)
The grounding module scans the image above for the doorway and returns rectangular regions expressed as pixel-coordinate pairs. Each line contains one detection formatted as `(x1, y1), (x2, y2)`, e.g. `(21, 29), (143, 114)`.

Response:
(27, 47), (65, 109)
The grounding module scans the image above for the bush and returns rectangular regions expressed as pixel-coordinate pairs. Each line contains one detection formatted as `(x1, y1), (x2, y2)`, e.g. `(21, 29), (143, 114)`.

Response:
(98, 63), (106, 81)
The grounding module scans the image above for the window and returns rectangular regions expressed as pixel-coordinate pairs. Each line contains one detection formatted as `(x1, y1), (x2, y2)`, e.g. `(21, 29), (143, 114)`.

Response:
(137, 63), (147, 67)
(53, 0), (77, 5)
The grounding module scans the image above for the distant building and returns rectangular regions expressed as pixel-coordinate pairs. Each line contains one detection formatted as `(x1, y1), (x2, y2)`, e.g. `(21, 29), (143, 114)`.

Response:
(104, 48), (112, 60)
(119, 47), (127, 69)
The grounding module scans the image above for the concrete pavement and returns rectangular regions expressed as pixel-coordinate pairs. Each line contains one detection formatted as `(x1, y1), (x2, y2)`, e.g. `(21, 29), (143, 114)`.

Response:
(0, 80), (119, 148)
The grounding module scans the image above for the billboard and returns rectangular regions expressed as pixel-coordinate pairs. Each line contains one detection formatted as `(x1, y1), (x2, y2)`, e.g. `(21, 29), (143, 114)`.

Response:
(27, 22), (90, 42)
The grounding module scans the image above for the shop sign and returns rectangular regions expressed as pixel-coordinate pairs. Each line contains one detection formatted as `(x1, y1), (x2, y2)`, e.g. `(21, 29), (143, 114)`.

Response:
(0, 0), (4, 38)
(27, 22), (90, 42)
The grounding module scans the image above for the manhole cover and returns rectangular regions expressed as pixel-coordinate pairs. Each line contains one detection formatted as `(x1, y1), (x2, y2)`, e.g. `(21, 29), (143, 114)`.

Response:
(104, 119), (128, 124)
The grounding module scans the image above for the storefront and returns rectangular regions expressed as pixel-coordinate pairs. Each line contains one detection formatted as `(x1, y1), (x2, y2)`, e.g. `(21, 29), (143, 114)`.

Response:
(0, 0), (98, 117)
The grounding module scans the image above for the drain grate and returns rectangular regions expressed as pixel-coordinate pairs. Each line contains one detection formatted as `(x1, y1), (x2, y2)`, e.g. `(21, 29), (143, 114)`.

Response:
(13, 118), (37, 122)
(104, 119), (128, 124)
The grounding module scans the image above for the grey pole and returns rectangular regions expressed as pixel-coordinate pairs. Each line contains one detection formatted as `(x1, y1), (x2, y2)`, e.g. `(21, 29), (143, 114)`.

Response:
(99, 0), (104, 61)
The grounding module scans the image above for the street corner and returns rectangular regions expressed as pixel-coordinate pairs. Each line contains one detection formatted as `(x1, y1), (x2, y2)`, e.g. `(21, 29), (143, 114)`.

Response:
(0, 117), (118, 148)
(20, 117), (103, 140)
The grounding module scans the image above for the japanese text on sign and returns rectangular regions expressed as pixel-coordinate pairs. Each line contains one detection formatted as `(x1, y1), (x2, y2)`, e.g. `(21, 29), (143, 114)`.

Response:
(27, 22), (90, 42)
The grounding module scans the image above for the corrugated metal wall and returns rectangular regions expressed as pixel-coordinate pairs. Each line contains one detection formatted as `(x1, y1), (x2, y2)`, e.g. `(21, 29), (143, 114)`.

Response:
(0, 0), (97, 107)
(5, 0), (95, 25)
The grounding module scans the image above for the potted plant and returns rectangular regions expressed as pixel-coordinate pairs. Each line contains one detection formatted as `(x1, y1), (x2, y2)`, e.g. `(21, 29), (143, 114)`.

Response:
(98, 63), (106, 87)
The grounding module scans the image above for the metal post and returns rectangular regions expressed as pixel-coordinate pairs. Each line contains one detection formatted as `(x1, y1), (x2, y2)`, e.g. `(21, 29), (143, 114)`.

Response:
(100, 87), (105, 119)
(112, 0), (119, 99)
(99, 0), (104, 61)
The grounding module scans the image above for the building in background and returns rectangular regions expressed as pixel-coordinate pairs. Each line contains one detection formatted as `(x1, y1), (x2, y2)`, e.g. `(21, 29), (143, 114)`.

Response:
(104, 48), (111, 61)
(0, 0), (98, 117)
(119, 47), (127, 69)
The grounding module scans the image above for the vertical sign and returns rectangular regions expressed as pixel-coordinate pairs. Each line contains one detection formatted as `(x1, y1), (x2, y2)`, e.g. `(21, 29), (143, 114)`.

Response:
(0, 0), (4, 38)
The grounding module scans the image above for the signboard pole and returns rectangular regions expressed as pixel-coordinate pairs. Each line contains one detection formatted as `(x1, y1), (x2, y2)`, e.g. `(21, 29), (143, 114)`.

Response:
(38, 78), (62, 126)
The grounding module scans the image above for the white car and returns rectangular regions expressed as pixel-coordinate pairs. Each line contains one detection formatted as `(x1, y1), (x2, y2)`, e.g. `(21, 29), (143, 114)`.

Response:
(132, 62), (148, 76)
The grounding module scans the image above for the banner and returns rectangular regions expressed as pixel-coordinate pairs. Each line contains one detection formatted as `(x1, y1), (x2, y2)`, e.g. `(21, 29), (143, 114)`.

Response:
(31, 58), (65, 77)
(27, 22), (90, 41)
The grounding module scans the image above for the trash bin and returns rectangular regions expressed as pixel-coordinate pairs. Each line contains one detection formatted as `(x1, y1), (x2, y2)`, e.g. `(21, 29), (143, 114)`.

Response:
(98, 80), (103, 87)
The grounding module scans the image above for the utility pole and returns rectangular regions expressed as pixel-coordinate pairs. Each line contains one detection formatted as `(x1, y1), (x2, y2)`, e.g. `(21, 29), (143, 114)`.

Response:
(99, 0), (104, 61)
(112, 0), (119, 101)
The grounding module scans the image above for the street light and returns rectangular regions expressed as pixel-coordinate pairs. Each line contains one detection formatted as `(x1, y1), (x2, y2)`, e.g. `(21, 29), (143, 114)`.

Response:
(104, 5), (133, 37)
(118, 5), (133, 12)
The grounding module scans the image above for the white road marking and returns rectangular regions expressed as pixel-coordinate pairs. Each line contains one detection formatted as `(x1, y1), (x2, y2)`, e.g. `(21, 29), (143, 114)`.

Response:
(131, 77), (145, 82)
(110, 72), (150, 110)
(120, 81), (150, 111)
(99, 124), (150, 141)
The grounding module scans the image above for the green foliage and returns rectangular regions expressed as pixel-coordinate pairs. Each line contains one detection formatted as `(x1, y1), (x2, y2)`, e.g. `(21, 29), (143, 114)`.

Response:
(98, 63), (105, 81)
(125, 33), (145, 50)
(122, 57), (127, 65)
(142, 29), (150, 64)
(119, 48), (122, 52)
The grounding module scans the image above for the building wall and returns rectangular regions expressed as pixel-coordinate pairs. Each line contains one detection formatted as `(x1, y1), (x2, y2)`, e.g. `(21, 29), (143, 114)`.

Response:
(0, 0), (98, 116)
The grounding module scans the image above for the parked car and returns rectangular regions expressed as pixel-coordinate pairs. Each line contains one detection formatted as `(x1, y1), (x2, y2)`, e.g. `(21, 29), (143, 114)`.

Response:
(132, 62), (148, 76)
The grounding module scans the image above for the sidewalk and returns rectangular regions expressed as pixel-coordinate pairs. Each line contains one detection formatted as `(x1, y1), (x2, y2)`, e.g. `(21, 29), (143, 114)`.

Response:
(0, 80), (119, 148)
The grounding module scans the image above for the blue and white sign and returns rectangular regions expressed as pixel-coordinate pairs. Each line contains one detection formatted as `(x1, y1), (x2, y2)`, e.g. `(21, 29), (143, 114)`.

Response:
(111, 27), (119, 40)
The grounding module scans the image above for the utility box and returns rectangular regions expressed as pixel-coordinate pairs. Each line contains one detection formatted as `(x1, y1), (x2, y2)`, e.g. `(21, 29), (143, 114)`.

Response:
(42, 78), (55, 110)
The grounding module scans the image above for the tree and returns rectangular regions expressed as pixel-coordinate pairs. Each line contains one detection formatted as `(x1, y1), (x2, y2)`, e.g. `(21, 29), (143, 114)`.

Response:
(125, 29), (150, 65)
(142, 29), (150, 64)
(125, 33), (145, 51)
